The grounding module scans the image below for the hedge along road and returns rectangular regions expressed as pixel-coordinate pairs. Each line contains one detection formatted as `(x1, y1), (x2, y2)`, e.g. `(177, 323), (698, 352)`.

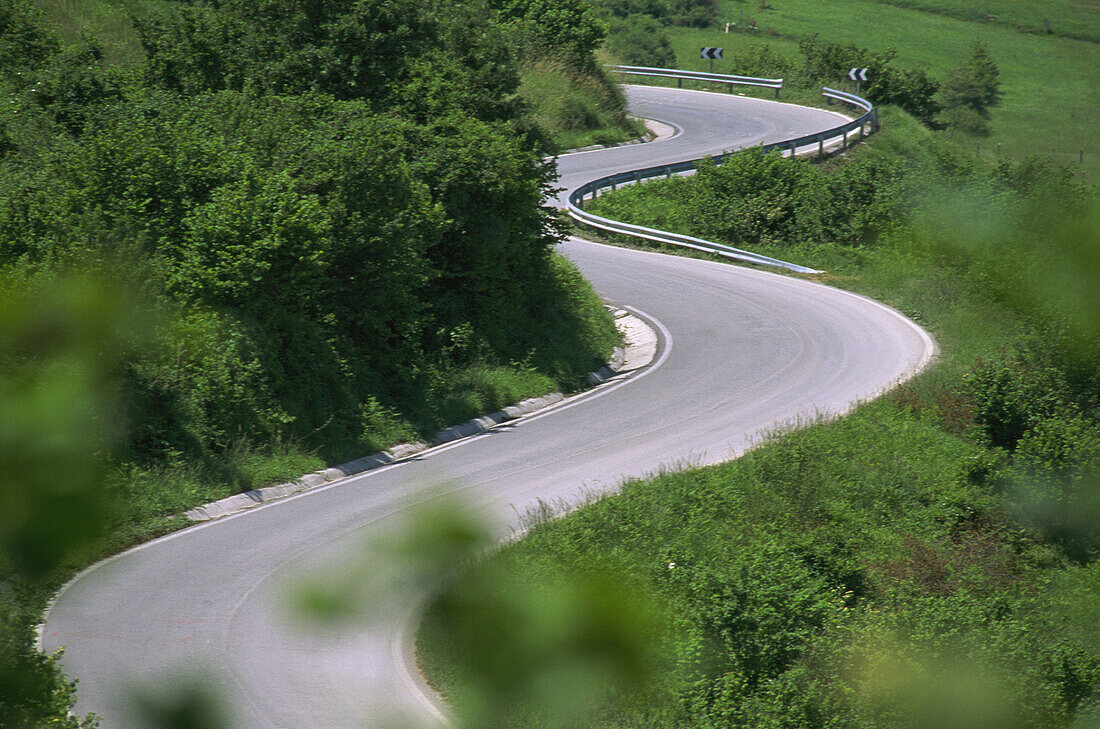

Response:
(41, 85), (934, 729)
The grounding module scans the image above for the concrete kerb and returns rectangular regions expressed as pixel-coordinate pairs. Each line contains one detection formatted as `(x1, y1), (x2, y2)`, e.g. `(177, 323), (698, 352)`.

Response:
(184, 307), (656, 522)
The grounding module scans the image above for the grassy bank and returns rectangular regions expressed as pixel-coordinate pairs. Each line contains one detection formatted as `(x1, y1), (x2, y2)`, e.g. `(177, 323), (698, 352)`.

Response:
(520, 60), (647, 152)
(658, 0), (1099, 178)
(418, 107), (1099, 727)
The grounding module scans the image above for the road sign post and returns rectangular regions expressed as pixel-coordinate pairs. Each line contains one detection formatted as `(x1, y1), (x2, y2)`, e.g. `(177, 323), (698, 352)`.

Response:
(701, 47), (722, 73)
(848, 67), (869, 95)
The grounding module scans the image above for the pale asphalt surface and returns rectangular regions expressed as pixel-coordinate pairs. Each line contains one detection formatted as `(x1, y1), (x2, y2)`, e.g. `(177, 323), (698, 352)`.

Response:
(42, 86), (933, 728)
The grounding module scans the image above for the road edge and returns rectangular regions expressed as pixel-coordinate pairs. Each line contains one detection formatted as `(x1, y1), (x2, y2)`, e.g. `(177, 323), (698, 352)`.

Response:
(176, 307), (656, 523)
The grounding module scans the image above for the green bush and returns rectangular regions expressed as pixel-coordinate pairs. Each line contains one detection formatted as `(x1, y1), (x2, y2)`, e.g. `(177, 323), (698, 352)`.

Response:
(724, 43), (797, 79)
(491, 0), (608, 70)
(606, 14), (676, 68)
(964, 355), (1070, 451)
(937, 41), (1002, 124)
(1015, 416), (1100, 480)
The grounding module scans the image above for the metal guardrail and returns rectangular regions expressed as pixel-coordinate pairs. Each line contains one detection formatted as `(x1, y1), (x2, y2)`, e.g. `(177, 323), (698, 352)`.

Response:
(610, 65), (783, 98)
(822, 86), (873, 112)
(567, 84), (878, 274)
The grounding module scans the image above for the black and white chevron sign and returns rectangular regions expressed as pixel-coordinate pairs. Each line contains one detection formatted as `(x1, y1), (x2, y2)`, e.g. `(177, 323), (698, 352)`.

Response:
(848, 67), (869, 81)
(700, 47), (723, 60)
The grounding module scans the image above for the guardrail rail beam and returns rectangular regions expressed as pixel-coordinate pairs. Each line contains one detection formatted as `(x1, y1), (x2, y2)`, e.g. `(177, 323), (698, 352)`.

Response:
(567, 77), (879, 274)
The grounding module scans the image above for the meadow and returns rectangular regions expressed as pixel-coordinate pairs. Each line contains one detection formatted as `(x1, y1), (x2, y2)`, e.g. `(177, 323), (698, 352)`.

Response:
(656, 0), (1099, 177)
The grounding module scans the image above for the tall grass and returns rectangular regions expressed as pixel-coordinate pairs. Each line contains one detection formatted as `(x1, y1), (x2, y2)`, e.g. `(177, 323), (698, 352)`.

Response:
(31, 0), (168, 64)
(519, 59), (646, 151)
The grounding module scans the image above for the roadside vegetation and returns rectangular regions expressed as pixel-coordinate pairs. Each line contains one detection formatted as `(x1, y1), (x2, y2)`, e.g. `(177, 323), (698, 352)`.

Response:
(592, 0), (1096, 176)
(637, 0), (1098, 178)
(1, 0), (628, 724)
(419, 76), (1100, 729)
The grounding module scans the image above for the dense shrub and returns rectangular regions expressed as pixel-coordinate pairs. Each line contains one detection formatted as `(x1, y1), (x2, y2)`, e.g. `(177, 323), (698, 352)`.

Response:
(591, 144), (914, 251)
(937, 41), (1002, 129)
(425, 401), (1099, 727)
(1, 86), (620, 463)
(964, 352), (1072, 451)
(605, 14), (676, 67)
(724, 43), (797, 79)
(0, 0), (58, 74)
(797, 36), (941, 124)
(596, 0), (717, 27)
(491, 0), (607, 70)
(134, 0), (524, 124)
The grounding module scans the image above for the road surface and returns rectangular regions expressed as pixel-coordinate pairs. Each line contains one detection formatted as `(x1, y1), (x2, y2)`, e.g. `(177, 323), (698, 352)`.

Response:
(42, 85), (933, 728)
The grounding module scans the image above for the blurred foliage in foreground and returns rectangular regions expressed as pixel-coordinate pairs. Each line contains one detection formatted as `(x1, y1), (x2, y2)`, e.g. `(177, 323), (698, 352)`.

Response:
(294, 498), (662, 729)
(1, 0), (624, 724)
(422, 110), (1100, 726)
(0, 271), (140, 727)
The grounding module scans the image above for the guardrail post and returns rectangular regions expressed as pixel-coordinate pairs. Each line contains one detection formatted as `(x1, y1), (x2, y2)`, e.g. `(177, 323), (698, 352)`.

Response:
(728, 83), (734, 93)
(677, 78), (682, 89)
(842, 128), (848, 151)
(666, 167), (672, 179)
(818, 136), (824, 159)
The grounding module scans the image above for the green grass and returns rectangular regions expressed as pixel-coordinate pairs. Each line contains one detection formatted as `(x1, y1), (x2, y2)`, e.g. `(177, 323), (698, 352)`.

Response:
(423, 399), (1098, 728)
(31, 0), (170, 65)
(661, 0), (1100, 178)
(519, 59), (647, 151)
(866, 0), (1100, 43)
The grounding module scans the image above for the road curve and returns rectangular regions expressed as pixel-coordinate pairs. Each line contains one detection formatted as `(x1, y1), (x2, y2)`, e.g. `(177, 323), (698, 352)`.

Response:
(42, 86), (933, 729)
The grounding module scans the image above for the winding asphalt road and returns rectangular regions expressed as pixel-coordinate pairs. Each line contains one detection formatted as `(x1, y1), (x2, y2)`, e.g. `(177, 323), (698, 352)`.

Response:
(42, 86), (934, 728)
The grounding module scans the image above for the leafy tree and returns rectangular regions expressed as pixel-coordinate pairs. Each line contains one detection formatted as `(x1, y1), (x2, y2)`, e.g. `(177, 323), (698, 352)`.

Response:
(867, 65), (941, 125)
(938, 41), (1002, 134)
(134, 0), (521, 123)
(795, 36), (941, 124)
(797, 34), (896, 85)
(132, 5), (254, 95)
(26, 40), (126, 135)
(491, 0), (606, 70)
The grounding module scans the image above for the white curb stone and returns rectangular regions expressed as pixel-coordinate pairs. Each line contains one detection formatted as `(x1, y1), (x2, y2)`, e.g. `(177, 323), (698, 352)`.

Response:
(184, 308), (656, 522)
